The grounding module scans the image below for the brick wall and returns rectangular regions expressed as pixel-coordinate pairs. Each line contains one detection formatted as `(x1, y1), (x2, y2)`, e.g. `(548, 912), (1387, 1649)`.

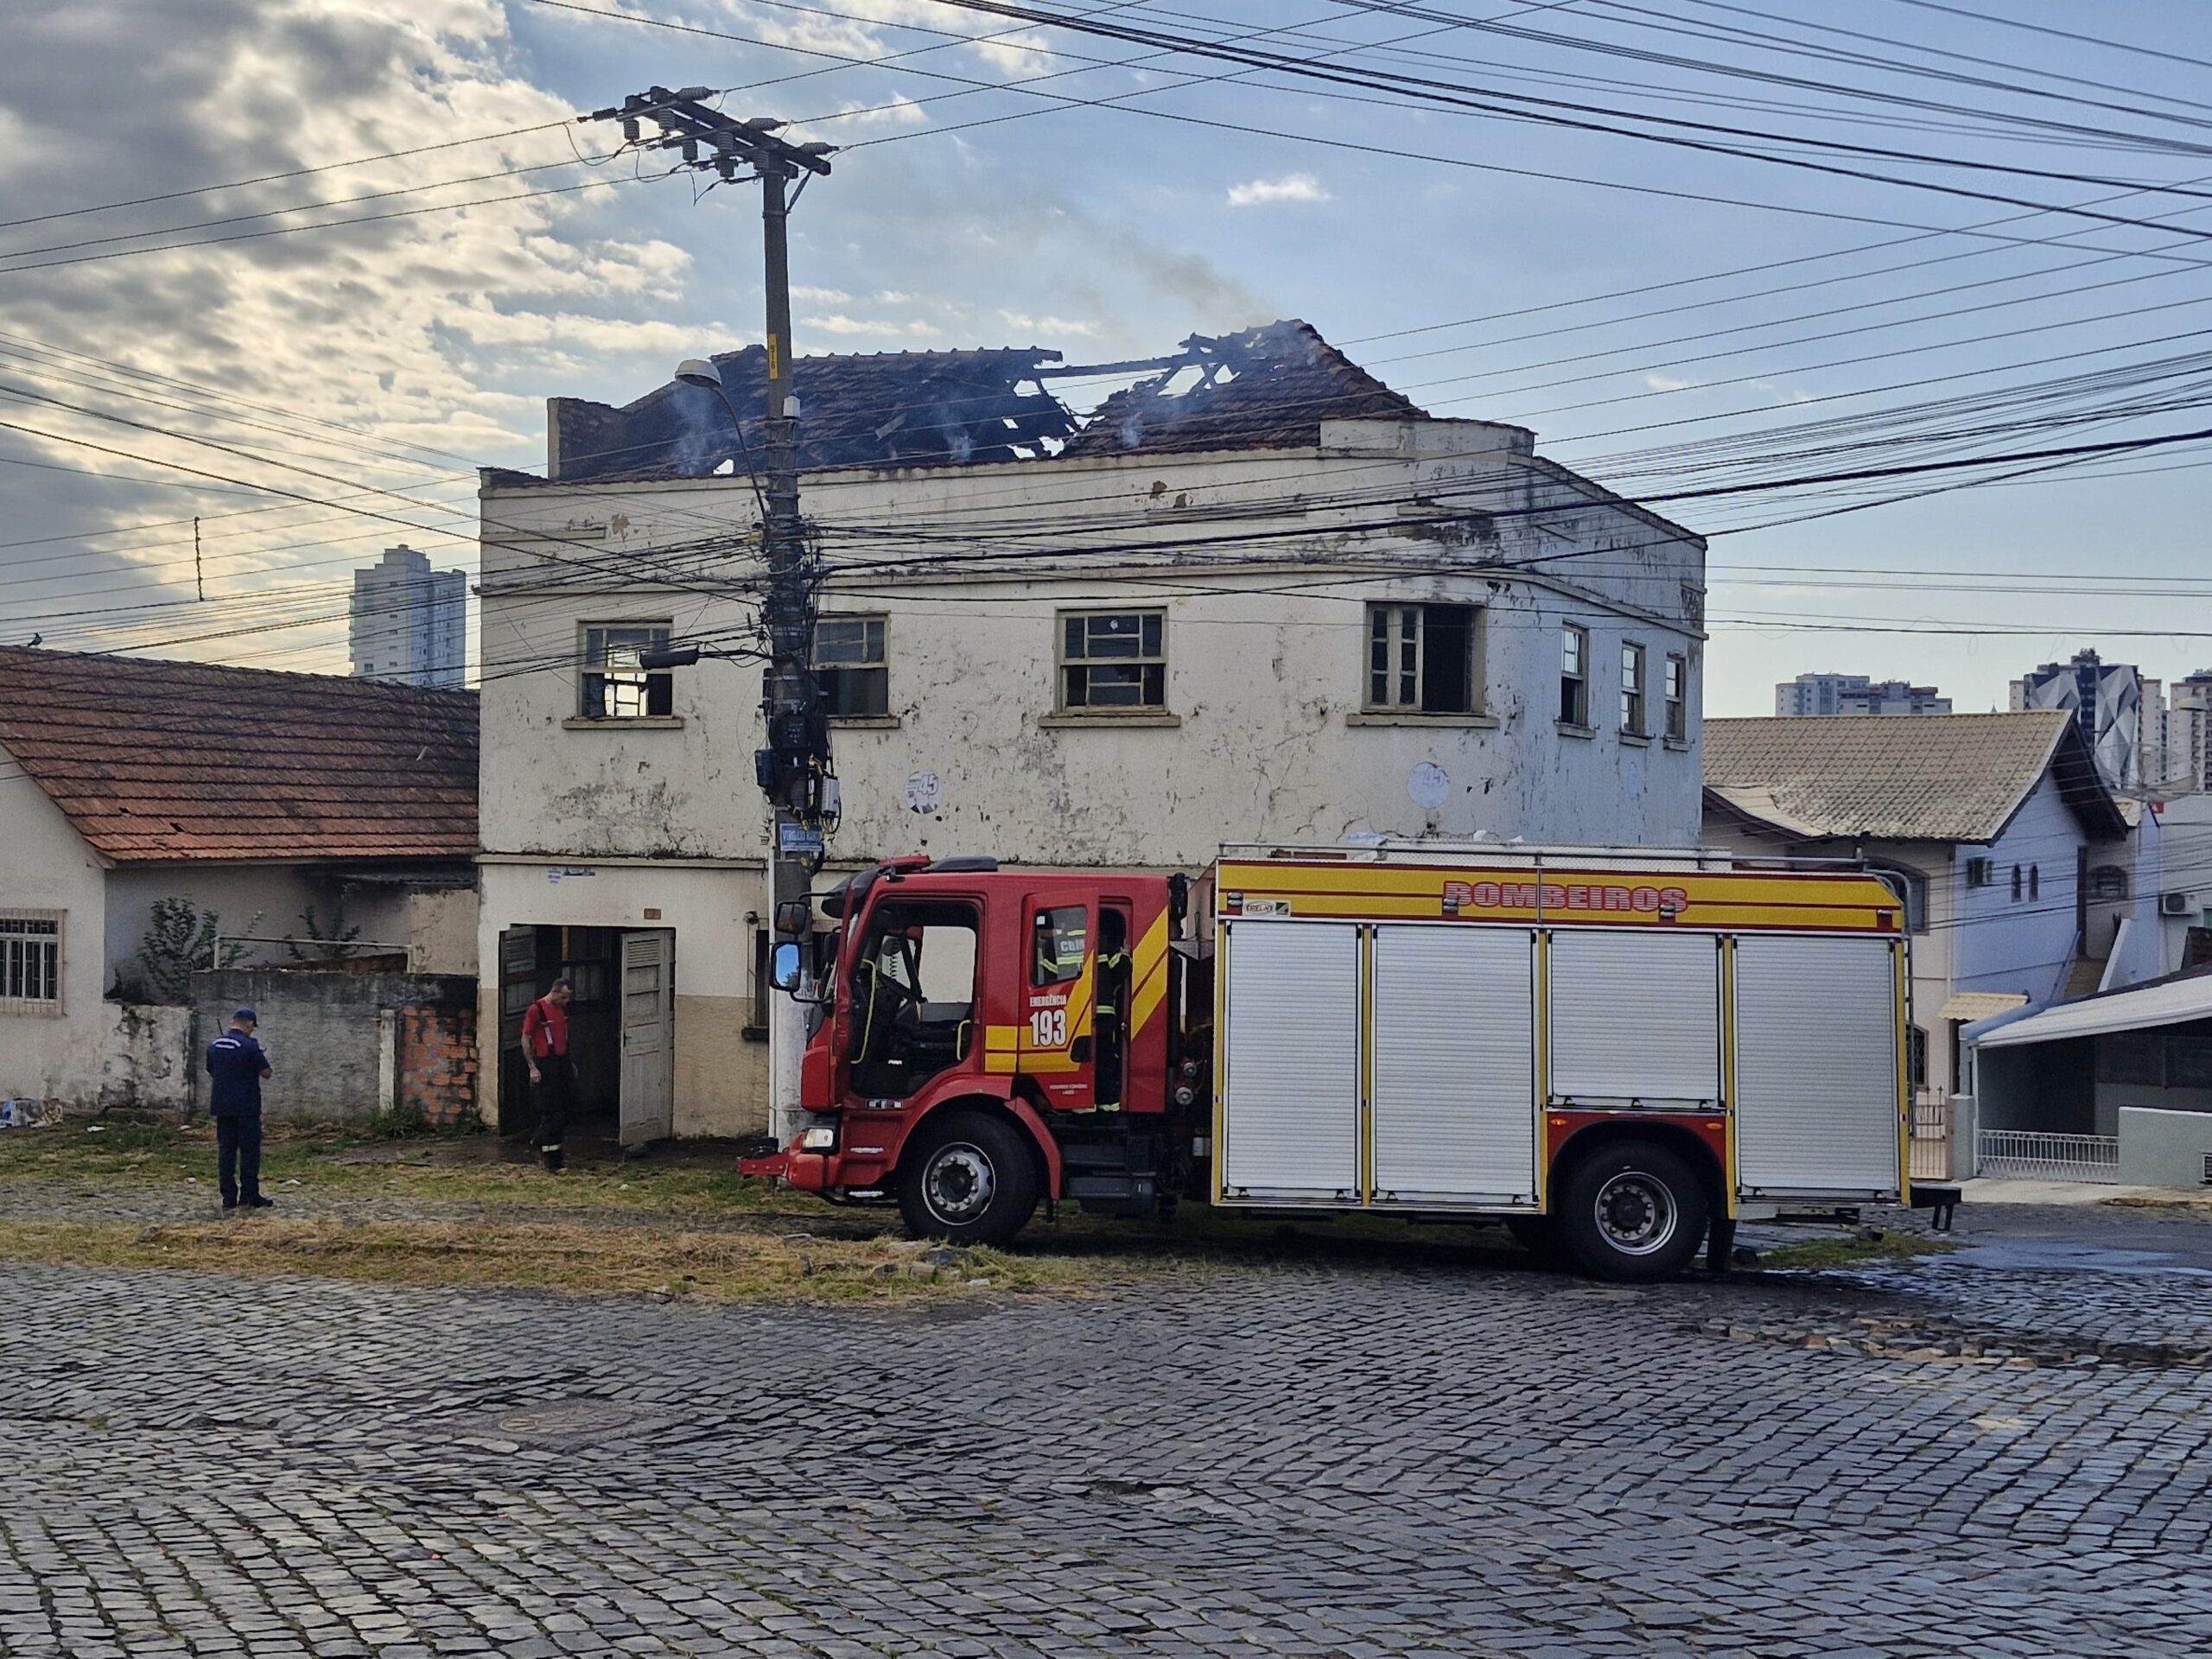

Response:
(397, 1001), (478, 1127)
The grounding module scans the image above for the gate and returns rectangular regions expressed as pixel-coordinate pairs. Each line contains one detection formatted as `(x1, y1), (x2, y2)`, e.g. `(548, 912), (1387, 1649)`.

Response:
(1909, 1090), (1952, 1182)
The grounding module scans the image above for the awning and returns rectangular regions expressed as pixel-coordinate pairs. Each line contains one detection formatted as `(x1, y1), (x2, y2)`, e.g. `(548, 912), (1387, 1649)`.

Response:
(1939, 991), (2028, 1023)
(1975, 974), (2212, 1050)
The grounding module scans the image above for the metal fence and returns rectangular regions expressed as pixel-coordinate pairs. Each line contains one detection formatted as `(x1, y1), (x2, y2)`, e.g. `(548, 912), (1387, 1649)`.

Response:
(1910, 1090), (1952, 1181)
(1975, 1129), (2121, 1184)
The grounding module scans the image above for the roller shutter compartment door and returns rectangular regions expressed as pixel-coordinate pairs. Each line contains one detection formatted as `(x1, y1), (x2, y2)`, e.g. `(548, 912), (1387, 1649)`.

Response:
(1734, 935), (1901, 1196)
(1219, 920), (1361, 1200)
(1548, 931), (1720, 1105)
(1371, 927), (1536, 1205)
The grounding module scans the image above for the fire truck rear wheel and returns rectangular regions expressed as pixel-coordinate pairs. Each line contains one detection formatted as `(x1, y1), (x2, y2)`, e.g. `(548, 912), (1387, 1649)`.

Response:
(898, 1110), (1041, 1248)
(1555, 1139), (1709, 1282)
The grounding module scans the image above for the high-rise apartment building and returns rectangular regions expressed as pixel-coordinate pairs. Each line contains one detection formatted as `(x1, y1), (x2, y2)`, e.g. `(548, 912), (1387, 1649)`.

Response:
(2012, 649), (2141, 794)
(350, 545), (465, 689)
(1774, 672), (1951, 717)
(2168, 671), (2212, 795)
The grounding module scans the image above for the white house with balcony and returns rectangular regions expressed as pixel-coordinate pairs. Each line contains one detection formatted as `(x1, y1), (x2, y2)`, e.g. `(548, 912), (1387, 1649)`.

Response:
(475, 321), (1709, 1144)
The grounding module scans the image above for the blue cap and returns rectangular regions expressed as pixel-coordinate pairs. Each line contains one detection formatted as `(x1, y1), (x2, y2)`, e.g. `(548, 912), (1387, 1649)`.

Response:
(233, 1007), (258, 1023)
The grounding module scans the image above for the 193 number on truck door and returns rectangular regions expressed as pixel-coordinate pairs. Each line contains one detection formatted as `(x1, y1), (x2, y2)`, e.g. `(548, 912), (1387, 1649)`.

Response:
(1030, 1007), (1067, 1046)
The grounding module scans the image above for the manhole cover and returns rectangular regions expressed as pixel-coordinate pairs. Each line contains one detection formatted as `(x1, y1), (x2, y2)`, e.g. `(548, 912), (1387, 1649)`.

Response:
(497, 1400), (648, 1445)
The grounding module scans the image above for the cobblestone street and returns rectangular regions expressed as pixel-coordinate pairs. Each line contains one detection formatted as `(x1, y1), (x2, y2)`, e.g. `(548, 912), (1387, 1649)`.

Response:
(6, 1206), (2212, 1658)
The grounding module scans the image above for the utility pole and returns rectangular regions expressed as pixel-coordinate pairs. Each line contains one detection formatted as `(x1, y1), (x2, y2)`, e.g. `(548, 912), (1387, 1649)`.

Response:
(590, 88), (838, 1141)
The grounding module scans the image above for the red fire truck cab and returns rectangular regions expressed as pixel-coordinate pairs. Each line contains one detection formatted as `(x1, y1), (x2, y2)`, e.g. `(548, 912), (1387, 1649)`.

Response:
(749, 844), (1916, 1281)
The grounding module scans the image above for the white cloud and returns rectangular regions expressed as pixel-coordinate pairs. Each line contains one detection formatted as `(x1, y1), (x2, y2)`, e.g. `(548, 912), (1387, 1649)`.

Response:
(999, 311), (1099, 338)
(792, 284), (854, 304)
(1227, 173), (1332, 207)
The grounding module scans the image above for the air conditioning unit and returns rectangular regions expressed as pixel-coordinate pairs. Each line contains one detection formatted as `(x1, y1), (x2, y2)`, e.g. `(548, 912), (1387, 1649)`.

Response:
(2163, 892), (2195, 917)
(1966, 856), (1996, 889)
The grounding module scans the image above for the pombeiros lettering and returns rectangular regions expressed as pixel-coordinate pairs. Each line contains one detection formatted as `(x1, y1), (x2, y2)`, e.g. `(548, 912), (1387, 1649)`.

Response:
(1442, 879), (1690, 918)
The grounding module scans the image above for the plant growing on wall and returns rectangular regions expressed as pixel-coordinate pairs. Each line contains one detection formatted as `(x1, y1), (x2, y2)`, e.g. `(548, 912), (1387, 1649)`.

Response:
(135, 898), (256, 1004)
(288, 899), (364, 963)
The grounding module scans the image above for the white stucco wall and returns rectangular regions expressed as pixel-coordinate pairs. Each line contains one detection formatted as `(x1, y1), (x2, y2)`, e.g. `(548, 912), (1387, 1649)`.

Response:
(0, 769), (113, 1106)
(479, 419), (1707, 868)
(477, 860), (768, 1137)
(2158, 795), (2212, 973)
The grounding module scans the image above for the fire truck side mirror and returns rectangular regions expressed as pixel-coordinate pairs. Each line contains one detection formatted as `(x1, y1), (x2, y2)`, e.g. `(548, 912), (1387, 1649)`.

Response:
(770, 942), (804, 994)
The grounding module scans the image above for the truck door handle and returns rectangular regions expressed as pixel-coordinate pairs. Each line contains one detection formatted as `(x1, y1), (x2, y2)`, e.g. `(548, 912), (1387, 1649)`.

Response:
(1070, 1036), (1093, 1063)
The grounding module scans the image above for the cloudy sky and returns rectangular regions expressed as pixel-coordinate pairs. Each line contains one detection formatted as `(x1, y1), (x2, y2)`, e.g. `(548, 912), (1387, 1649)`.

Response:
(2, 0), (2209, 715)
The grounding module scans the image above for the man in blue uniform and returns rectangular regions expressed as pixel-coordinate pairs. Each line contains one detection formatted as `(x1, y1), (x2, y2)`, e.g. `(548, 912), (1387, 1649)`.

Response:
(206, 1007), (274, 1211)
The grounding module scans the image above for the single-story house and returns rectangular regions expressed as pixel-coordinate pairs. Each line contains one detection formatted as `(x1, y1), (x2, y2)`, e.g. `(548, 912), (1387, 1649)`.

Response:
(1968, 965), (2212, 1186)
(0, 647), (479, 1113)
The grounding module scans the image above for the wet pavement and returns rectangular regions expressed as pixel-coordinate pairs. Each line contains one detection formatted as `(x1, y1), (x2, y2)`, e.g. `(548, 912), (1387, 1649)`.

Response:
(4, 1195), (2212, 1656)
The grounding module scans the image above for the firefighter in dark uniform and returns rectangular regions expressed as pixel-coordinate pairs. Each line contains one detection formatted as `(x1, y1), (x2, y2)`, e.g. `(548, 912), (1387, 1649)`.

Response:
(1093, 911), (1132, 1113)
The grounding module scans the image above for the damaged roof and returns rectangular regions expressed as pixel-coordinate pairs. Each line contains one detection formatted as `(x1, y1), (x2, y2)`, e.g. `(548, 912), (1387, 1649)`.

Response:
(1704, 712), (2128, 845)
(542, 318), (1433, 481)
(1061, 321), (1426, 458)
(0, 647), (478, 863)
(550, 345), (1077, 481)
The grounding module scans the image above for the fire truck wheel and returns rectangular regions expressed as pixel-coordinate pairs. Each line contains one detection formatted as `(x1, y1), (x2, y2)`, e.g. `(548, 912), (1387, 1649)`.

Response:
(898, 1110), (1041, 1247)
(1555, 1140), (1709, 1282)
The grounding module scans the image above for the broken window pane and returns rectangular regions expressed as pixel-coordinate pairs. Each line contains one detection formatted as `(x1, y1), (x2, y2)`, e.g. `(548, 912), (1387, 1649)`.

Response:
(580, 624), (673, 720)
(814, 615), (888, 718)
(1365, 604), (1477, 714)
(1058, 610), (1167, 711)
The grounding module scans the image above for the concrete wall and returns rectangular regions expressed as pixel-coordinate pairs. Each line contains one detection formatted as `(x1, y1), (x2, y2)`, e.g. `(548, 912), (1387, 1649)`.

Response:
(407, 888), (479, 976)
(194, 968), (477, 1123)
(476, 861), (767, 1138)
(2118, 1106), (2212, 1188)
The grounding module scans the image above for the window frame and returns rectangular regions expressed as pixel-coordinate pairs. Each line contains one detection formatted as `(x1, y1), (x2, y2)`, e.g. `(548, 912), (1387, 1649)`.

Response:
(1056, 608), (1168, 715)
(1559, 625), (1591, 728)
(1662, 653), (1688, 742)
(814, 613), (890, 720)
(1620, 641), (1649, 736)
(577, 621), (675, 721)
(1364, 601), (1482, 715)
(0, 910), (62, 1014)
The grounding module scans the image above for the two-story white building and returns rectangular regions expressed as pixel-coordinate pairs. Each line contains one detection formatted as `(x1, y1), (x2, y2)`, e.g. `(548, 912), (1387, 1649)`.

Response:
(476, 321), (1709, 1143)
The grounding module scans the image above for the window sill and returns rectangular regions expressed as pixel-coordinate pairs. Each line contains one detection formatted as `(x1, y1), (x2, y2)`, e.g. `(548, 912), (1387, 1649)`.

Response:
(1347, 711), (1500, 729)
(1618, 732), (1651, 748)
(562, 716), (686, 732)
(0, 1003), (64, 1019)
(1662, 736), (1691, 753)
(1555, 720), (1597, 740)
(829, 715), (902, 730)
(1039, 711), (1183, 729)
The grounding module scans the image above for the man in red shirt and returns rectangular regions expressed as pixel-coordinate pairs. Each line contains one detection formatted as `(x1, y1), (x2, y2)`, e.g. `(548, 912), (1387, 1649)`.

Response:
(521, 977), (576, 1173)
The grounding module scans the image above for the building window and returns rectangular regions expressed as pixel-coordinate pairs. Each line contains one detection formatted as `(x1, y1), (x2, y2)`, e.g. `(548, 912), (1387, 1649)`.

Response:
(0, 913), (60, 1009)
(1059, 610), (1166, 712)
(1907, 1025), (1929, 1090)
(2029, 864), (2041, 902)
(2011, 864), (2023, 904)
(579, 623), (673, 719)
(2089, 864), (2128, 900)
(815, 615), (888, 718)
(1366, 603), (1479, 715)
(1620, 643), (1648, 735)
(1559, 626), (1590, 727)
(1663, 654), (1687, 741)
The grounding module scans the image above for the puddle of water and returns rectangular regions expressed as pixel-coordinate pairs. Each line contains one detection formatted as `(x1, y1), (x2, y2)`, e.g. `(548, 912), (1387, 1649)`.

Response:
(1947, 1239), (2212, 1278)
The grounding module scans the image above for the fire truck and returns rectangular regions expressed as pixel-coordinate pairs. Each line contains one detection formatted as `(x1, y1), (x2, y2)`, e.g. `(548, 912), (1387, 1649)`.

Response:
(743, 842), (1915, 1280)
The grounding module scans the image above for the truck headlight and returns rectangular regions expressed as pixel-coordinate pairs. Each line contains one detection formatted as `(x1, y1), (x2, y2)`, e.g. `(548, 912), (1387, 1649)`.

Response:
(798, 1125), (837, 1152)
